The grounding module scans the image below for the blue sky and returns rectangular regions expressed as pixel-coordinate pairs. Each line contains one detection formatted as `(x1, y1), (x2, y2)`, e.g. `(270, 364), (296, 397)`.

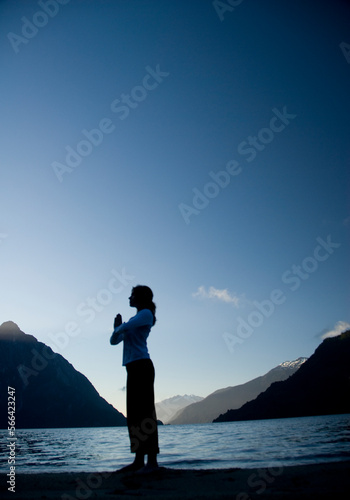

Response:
(1, 0), (349, 416)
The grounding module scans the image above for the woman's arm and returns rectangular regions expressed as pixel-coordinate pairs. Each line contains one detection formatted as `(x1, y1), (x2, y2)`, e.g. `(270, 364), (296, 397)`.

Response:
(121, 309), (154, 329)
(110, 327), (124, 345)
(110, 309), (153, 345)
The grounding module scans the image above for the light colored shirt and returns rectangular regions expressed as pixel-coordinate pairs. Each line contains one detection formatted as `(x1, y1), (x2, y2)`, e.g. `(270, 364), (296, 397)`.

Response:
(112, 309), (154, 366)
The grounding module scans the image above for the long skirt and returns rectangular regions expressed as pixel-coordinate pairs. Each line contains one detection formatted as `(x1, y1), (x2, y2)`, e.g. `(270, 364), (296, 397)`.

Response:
(126, 358), (159, 455)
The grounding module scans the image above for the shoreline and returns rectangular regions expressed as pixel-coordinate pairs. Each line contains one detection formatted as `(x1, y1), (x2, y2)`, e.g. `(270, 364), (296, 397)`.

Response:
(1, 461), (349, 499)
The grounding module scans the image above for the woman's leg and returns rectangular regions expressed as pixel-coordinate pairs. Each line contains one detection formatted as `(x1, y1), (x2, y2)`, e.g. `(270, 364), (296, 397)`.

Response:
(140, 360), (159, 460)
(121, 359), (159, 472)
(147, 451), (158, 468)
(119, 362), (145, 471)
(136, 359), (159, 470)
(127, 360), (159, 457)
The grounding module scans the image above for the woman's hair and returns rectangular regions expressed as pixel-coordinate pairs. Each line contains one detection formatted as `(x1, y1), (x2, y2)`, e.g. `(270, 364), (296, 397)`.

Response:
(132, 285), (156, 325)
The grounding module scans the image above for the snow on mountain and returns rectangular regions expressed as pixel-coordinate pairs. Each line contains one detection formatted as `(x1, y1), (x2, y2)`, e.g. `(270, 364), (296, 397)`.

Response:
(279, 357), (308, 369)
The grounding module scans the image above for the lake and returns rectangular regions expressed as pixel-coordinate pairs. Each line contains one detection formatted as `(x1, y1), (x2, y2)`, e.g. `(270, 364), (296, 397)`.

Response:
(1, 414), (349, 473)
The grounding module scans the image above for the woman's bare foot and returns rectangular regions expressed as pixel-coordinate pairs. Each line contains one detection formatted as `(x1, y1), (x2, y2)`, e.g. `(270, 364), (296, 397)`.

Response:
(117, 457), (145, 473)
(136, 463), (160, 474)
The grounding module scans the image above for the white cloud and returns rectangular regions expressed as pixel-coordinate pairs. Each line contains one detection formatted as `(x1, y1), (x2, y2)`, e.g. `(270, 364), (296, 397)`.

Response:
(321, 321), (350, 340)
(192, 286), (241, 307)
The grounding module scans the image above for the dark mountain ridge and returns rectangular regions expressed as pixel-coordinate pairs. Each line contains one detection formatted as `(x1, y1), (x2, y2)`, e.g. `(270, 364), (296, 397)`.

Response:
(169, 358), (307, 425)
(214, 330), (350, 423)
(0, 321), (126, 428)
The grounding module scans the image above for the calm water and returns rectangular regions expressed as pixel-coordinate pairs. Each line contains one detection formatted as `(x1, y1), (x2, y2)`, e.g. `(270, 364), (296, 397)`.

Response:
(0, 414), (349, 473)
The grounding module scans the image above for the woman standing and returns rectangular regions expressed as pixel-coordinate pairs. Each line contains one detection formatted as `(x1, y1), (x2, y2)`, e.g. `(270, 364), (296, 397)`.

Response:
(110, 285), (159, 472)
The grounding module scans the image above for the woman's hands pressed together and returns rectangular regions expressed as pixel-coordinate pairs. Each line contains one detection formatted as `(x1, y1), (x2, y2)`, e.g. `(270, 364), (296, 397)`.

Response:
(114, 313), (122, 329)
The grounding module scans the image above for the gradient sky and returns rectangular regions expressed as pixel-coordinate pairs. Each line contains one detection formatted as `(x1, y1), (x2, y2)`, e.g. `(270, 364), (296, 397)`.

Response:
(1, 0), (349, 416)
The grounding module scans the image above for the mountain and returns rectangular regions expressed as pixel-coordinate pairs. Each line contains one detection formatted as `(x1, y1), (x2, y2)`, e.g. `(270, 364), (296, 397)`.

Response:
(0, 321), (126, 428)
(169, 358), (307, 425)
(214, 331), (350, 423)
(155, 394), (204, 424)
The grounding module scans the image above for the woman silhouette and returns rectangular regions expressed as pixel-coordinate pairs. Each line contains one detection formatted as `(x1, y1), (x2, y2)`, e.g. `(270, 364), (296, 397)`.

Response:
(110, 285), (159, 472)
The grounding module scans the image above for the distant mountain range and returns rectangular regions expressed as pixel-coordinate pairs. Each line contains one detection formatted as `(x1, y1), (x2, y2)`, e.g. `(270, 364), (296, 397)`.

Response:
(0, 321), (126, 428)
(214, 330), (350, 423)
(155, 394), (204, 424)
(3, 321), (348, 429)
(168, 358), (307, 425)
